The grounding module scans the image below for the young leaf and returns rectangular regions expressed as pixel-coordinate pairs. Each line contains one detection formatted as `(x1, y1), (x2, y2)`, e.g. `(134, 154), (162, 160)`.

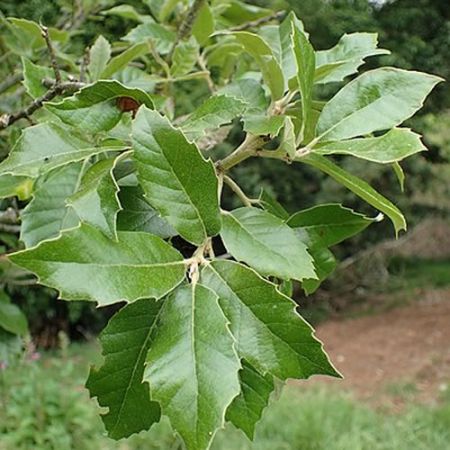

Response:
(181, 95), (247, 139)
(101, 43), (148, 78)
(20, 162), (82, 248)
(101, 5), (150, 22)
(192, 2), (215, 45)
(258, 189), (290, 220)
(287, 203), (380, 247)
(133, 107), (221, 245)
(86, 299), (162, 440)
(201, 260), (339, 379)
(171, 38), (199, 78)
(392, 161), (405, 192)
(88, 35), (111, 81)
(243, 115), (284, 137)
(226, 360), (274, 440)
(292, 27), (315, 143)
(21, 57), (54, 98)
(314, 128), (426, 163)
(117, 186), (177, 238)
(279, 116), (297, 158)
(144, 284), (241, 450)
(68, 156), (122, 239)
(123, 24), (175, 54)
(300, 153), (406, 234)
(230, 31), (285, 101)
(218, 78), (268, 113)
(0, 292), (28, 336)
(9, 224), (186, 306)
(0, 123), (119, 178)
(46, 80), (154, 134)
(0, 174), (32, 200)
(315, 33), (389, 84)
(316, 68), (443, 141)
(221, 207), (316, 281)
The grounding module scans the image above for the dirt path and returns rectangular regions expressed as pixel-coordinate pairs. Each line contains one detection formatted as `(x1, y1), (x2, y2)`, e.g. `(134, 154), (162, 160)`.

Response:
(309, 289), (450, 406)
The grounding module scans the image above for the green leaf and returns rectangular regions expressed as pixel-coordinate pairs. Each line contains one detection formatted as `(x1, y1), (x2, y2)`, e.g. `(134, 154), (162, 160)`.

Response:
(171, 38), (199, 78)
(279, 12), (306, 88)
(46, 80), (154, 134)
(243, 115), (284, 137)
(0, 123), (121, 178)
(315, 33), (389, 84)
(102, 5), (151, 22)
(133, 107), (221, 245)
(21, 57), (54, 98)
(316, 68), (443, 141)
(230, 31), (285, 101)
(314, 128), (426, 163)
(20, 162), (82, 248)
(0, 174), (32, 200)
(123, 24), (175, 55)
(86, 299), (161, 439)
(221, 207), (316, 281)
(226, 360), (274, 440)
(292, 26), (315, 143)
(9, 224), (186, 306)
(201, 260), (339, 379)
(287, 203), (380, 247)
(279, 116), (297, 158)
(68, 156), (122, 239)
(192, 2), (215, 45)
(101, 43), (149, 78)
(117, 186), (177, 238)
(0, 292), (28, 336)
(144, 284), (240, 450)
(300, 153), (406, 234)
(392, 161), (405, 192)
(181, 95), (247, 139)
(218, 78), (268, 113)
(88, 35), (111, 81)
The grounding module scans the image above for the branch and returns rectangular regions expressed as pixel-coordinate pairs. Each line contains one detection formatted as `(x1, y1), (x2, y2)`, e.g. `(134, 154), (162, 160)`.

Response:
(0, 81), (84, 130)
(230, 11), (286, 32)
(168, 0), (206, 61)
(223, 175), (259, 207)
(41, 25), (61, 84)
(216, 135), (266, 172)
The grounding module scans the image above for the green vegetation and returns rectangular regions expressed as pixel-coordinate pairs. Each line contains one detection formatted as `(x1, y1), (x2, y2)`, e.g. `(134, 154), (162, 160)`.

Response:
(1, 344), (450, 450)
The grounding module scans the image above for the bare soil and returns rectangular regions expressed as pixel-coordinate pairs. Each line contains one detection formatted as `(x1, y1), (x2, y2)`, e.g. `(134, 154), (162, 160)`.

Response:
(306, 288), (450, 408)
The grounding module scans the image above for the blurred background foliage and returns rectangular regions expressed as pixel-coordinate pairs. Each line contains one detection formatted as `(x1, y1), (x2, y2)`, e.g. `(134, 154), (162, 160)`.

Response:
(0, 0), (449, 346)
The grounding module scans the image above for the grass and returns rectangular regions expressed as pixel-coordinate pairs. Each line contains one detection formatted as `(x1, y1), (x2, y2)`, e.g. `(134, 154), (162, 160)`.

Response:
(1, 343), (450, 450)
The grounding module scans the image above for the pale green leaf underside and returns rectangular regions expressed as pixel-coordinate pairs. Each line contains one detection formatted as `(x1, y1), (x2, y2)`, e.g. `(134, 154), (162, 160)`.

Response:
(201, 260), (339, 380)
(243, 115), (284, 137)
(226, 360), (274, 439)
(0, 122), (122, 178)
(22, 57), (54, 98)
(317, 67), (442, 141)
(221, 207), (316, 281)
(300, 153), (406, 234)
(123, 23), (175, 55)
(133, 107), (221, 245)
(101, 43), (149, 78)
(144, 284), (241, 450)
(314, 128), (426, 163)
(9, 224), (185, 306)
(46, 80), (154, 134)
(218, 78), (268, 114)
(68, 156), (122, 239)
(315, 32), (389, 84)
(21, 162), (82, 248)
(86, 299), (161, 439)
